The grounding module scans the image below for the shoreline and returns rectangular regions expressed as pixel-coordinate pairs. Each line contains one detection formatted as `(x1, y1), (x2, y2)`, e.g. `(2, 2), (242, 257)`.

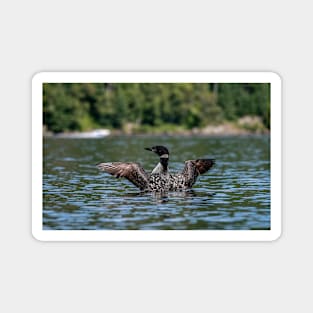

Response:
(43, 116), (269, 138)
(44, 124), (270, 138)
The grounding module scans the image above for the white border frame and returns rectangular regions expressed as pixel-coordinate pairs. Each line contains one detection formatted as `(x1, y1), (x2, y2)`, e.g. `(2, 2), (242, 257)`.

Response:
(32, 72), (281, 241)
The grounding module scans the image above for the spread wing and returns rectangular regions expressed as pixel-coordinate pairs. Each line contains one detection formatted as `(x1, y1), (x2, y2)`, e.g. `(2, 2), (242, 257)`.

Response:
(181, 159), (215, 187)
(96, 162), (149, 190)
(194, 159), (215, 174)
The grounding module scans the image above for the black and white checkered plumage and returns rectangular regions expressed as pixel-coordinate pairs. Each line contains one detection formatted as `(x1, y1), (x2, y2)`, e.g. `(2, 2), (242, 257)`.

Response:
(97, 145), (215, 192)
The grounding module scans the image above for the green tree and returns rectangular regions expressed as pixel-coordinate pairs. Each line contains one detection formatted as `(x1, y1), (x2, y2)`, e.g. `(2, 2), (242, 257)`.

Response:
(43, 82), (270, 133)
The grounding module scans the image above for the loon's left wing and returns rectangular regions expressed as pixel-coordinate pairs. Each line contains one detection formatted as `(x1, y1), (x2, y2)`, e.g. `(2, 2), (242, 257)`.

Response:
(97, 162), (149, 190)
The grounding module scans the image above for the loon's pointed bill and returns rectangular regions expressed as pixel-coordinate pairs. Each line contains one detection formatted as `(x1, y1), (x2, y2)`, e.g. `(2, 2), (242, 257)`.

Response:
(97, 145), (215, 192)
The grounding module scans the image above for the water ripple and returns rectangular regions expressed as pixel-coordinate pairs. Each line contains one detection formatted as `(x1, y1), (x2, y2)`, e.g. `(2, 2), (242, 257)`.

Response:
(43, 136), (270, 230)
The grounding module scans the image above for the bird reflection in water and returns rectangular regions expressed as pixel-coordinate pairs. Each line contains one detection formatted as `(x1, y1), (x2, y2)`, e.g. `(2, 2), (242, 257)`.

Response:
(122, 189), (215, 204)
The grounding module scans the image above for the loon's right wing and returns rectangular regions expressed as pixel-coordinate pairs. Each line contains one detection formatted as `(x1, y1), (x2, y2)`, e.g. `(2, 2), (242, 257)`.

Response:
(194, 159), (215, 174)
(97, 162), (149, 190)
(181, 159), (215, 187)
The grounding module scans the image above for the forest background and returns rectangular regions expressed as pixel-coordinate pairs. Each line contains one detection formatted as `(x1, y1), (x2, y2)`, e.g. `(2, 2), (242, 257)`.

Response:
(43, 83), (270, 134)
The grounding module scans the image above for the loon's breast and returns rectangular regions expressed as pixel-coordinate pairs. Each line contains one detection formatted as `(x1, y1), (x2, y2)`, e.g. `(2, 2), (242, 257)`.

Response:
(151, 162), (163, 174)
(151, 162), (169, 175)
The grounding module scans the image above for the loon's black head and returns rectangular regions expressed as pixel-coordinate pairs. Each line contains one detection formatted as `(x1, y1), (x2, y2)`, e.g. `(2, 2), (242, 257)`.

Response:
(145, 145), (169, 158)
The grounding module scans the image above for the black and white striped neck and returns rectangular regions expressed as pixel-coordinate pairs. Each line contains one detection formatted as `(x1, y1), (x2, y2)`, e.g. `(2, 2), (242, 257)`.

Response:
(160, 156), (169, 172)
(151, 154), (169, 174)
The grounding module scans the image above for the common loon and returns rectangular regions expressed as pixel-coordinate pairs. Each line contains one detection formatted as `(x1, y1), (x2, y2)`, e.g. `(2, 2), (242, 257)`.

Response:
(97, 145), (215, 192)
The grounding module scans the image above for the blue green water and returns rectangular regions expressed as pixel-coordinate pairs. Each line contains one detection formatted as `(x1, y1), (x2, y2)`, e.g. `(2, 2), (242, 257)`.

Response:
(43, 135), (270, 230)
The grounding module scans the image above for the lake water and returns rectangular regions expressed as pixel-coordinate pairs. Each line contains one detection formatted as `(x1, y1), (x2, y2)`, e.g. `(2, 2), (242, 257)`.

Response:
(43, 135), (270, 230)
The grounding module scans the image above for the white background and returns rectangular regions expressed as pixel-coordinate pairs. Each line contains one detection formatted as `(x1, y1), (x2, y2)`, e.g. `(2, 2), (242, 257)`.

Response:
(1, 1), (311, 312)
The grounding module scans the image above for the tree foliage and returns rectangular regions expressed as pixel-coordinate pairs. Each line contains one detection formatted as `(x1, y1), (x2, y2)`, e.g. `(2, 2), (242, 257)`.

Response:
(43, 83), (270, 133)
